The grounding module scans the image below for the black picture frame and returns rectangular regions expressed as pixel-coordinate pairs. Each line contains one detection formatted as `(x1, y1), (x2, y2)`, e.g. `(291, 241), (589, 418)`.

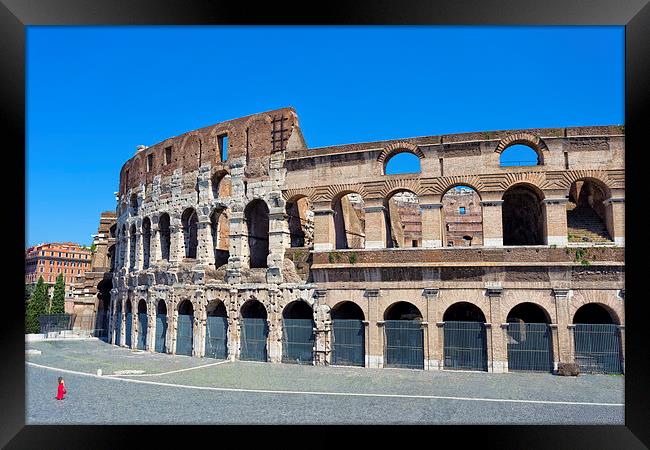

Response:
(3, 1), (648, 447)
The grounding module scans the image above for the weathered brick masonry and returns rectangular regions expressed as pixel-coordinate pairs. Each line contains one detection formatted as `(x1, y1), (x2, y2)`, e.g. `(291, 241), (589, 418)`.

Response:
(100, 107), (624, 373)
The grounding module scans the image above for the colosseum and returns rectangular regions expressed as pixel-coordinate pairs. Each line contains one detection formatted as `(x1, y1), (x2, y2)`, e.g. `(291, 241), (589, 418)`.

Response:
(84, 107), (625, 374)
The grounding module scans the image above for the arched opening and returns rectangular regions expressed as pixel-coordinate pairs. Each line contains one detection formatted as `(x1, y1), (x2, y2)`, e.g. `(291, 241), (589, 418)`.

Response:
(286, 196), (314, 248)
(142, 218), (151, 269)
(137, 299), (147, 350)
(384, 151), (421, 175)
(240, 299), (268, 361)
(205, 301), (228, 359)
(158, 213), (171, 261)
(502, 184), (544, 245)
(114, 300), (122, 346)
(244, 199), (269, 268)
(333, 193), (365, 249)
(210, 209), (230, 267)
(181, 208), (198, 259)
(211, 170), (231, 200)
(499, 144), (540, 167)
(383, 302), (424, 369)
(176, 300), (194, 356)
(567, 180), (612, 243)
(506, 303), (553, 373)
(331, 302), (365, 367)
(130, 193), (138, 214)
(155, 300), (167, 353)
(442, 186), (483, 247)
(109, 224), (117, 239)
(281, 301), (315, 365)
(572, 303), (622, 374)
(384, 190), (422, 248)
(107, 245), (116, 272)
(124, 299), (133, 348)
(442, 302), (487, 371)
(95, 279), (112, 341)
(129, 224), (137, 270)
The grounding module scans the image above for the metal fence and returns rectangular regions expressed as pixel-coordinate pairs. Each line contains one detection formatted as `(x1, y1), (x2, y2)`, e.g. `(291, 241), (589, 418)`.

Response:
(331, 319), (365, 367)
(155, 314), (167, 353)
(240, 318), (268, 361)
(115, 310), (122, 346)
(282, 319), (315, 364)
(384, 320), (424, 369)
(506, 322), (553, 372)
(125, 312), (132, 347)
(205, 316), (228, 359)
(443, 321), (488, 371)
(574, 324), (623, 374)
(137, 313), (147, 350)
(39, 314), (74, 334)
(176, 314), (193, 356)
(94, 310), (109, 341)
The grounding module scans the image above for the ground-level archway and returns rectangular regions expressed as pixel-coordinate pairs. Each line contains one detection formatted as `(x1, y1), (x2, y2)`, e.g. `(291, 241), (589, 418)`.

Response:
(282, 301), (315, 365)
(573, 303), (622, 374)
(155, 300), (167, 353)
(176, 300), (194, 356)
(205, 301), (228, 359)
(330, 301), (365, 367)
(114, 300), (122, 346)
(137, 299), (147, 351)
(124, 300), (133, 348)
(442, 302), (487, 371)
(383, 302), (424, 369)
(95, 279), (112, 341)
(506, 302), (553, 372)
(240, 300), (268, 361)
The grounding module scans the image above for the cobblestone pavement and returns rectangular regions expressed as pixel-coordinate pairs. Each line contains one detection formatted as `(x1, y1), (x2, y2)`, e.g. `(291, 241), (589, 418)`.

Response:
(26, 340), (624, 425)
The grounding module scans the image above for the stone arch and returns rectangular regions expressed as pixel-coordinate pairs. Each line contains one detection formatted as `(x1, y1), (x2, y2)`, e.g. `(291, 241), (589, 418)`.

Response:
(573, 303), (620, 325)
(241, 298), (268, 319)
(331, 190), (365, 250)
(158, 213), (171, 261)
(211, 169), (231, 200)
(128, 223), (137, 270)
(282, 300), (314, 320)
(243, 199), (270, 268)
(377, 141), (424, 165)
(383, 188), (422, 248)
(495, 132), (549, 164)
(502, 183), (545, 245)
(383, 301), (423, 321)
(443, 301), (487, 322)
(181, 207), (198, 259)
(156, 298), (168, 315)
(330, 301), (365, 320)
(441, 185), (483, 247)
(566, 177), (612, 243)
(506, 302), (551, 324)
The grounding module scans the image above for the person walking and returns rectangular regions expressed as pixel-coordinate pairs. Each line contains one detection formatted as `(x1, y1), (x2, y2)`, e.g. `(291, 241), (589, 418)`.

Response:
(55, 377), (67, 400)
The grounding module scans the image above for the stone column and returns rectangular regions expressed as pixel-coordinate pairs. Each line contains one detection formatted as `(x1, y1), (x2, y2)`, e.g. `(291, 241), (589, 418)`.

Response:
(552, 288), (572, 365)
(313, 201), (336, 251)
(549, 323), (560, 371)
(363, 199), (387, 249)
(169, 217), (182, 264)
(423, 288), (440, 370)
(150, 221), (161, 266)
(267, 206), (288, 284)
(196, 215), (213, 265)
(147, 300), (156, 352)
(365, 288), (382, 368)
(313, 290), (330, 366)
(134, 228), (143, 271)
(543, 198), (569, 246)
(267, 291), (282, 363)
(480, 200), (504, 247)
(486, 284), (507, 373)
(436, 322), (445, 369)
(227, 289), (239, 361)
(420, 196), (443, 248)
(193, 302), (205, 358)
(604, 197), (625, 246)
(618, 325), (625, 373)
(122, 232), (131, 272)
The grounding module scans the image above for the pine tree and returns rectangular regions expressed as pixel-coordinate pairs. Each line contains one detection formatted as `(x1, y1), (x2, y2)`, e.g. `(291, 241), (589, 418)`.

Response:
(51, 273), (66, 314)
(25, 276), (48, 334)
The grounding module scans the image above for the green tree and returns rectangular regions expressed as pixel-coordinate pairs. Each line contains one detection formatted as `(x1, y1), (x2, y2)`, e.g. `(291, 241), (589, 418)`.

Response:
(51, 273), (66, 314)
(25, 276), (48, 334)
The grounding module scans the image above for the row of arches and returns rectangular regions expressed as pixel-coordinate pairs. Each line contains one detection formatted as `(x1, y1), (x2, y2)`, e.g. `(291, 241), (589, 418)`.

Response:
(286, 177), (612, 250)
(111, 298), (622, 374)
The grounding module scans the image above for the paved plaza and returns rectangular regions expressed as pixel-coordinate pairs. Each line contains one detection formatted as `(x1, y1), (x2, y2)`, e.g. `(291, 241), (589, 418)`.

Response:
(26, 339), (624, 425)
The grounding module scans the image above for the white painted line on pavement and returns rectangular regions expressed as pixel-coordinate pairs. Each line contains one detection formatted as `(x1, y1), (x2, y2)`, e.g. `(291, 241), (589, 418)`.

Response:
(26, 362), (624, 407)
(103, 359), (230, 377)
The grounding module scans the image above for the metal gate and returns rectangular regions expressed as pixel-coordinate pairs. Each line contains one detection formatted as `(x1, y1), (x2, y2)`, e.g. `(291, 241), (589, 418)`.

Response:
(125, 312), (132, 347)
(95, 310), (109, 340)
(506, 323), (553, 372)
(240, 318), (268, 361)
(205, 316), (228, 359)
(155, 314), (167, 353)
(282, 319), (315, 364)
(444, 321), (488, 371)
(574, 324), (623, 374)
(332, 319), (365, 367)
(137, 313), (147, 350)
(115, 307), (122, 346)
(384, 320), (424, 369)
(176, 314), (193, 356)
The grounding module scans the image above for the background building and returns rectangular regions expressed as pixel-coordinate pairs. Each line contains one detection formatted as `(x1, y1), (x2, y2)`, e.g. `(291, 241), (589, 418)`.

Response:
(25, 242), (92, 297)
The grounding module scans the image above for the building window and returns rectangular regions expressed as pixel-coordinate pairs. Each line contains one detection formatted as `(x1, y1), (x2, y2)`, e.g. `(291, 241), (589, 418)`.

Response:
(218, 134), (228, 162)
(165, 146), (172, 165)
(459, 207), (466, 215)
(147, 154), (154, 172)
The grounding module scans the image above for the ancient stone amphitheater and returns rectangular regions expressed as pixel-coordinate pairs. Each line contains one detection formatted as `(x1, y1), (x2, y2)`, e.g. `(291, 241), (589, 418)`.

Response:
(83, 107), (626, 374)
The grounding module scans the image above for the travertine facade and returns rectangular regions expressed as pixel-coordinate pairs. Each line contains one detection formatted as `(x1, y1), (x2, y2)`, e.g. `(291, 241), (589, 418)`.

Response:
(105, 107), (625, 373)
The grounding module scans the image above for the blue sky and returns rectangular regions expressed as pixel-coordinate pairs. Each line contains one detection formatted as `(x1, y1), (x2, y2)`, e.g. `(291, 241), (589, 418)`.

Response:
(26, 26), (624, 247)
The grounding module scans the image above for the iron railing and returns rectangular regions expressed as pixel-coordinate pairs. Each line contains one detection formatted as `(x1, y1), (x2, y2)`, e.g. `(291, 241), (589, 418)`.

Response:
(443, 321), (488, 371)
(506, 322), (554, 372)
(331, 319), (365, 367)
(176, 314), (193, 356)
(205, 316), (228, 359)
(574, 324), (623, 374)
(240, 318), (268, 361)
(282, 319), (315, 364)
(137, 313), (147, 350)
(155, 314), (167, 353)
(384, 320), (424, 369)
